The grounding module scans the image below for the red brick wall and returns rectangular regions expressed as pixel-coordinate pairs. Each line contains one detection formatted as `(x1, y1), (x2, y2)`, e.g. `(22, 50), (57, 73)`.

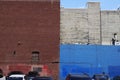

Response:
(0, 0), (60, 79)
(8, 64), (31, 74)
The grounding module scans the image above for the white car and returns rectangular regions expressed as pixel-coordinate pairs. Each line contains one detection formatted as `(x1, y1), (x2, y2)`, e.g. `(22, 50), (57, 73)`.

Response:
(0, 76), (6, 80)
(9, 74), (25, 80)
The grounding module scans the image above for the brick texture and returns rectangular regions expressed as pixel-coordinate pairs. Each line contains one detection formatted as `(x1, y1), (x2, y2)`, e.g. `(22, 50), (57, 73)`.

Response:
(0, 0), (60, 79)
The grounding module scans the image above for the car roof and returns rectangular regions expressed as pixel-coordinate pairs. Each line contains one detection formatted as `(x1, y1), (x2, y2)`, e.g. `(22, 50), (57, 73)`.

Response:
(68, 74), (90, 77)
(8, 71), (24, 77)
(9, 74), (25, 77)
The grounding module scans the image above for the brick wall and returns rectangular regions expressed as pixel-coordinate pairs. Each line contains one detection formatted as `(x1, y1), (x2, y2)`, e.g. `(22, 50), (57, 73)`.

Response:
(0, 0), (60, 79)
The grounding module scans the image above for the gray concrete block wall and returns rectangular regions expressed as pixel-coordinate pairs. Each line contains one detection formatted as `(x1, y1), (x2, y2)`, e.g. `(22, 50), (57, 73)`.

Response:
(87, 2), (101, 44)
(60, 2), (120, 45)
(101, 10), (120, 45)
(60, 8), (89, 44)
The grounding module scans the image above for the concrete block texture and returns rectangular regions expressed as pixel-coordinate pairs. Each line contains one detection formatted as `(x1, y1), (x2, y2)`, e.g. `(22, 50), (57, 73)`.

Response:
(60, 2), (120, 45)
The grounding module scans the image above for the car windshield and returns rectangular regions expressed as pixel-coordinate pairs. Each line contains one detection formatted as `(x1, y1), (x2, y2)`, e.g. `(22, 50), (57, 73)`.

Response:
(7, 77), (23, 80)
(93, 75), (108, 80)
(70, 77), (91, 80)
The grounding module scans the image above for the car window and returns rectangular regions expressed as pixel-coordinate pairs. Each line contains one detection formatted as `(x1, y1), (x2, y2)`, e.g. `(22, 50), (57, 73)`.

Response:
(70, 77), (81, 80)
(7, 77), (23, 80)
(93, 75), (108, 80)
(70, 77), (91, 80)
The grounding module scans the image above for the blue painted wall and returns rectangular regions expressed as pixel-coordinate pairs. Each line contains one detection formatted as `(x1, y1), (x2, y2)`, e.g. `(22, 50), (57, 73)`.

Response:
(60, 44), (120, 80)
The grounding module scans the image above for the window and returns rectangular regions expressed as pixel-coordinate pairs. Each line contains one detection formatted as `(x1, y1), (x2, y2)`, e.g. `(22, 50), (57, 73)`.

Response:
(31, 51), (40, 63)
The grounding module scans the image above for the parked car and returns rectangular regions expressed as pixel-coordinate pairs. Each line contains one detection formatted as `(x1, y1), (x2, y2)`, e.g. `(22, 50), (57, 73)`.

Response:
(92, 74), (109, 80)
(32, 77), (53, 80)
(25, 71), (39, 80)
(7, 74), (25, 80)
(6, 71), (25, 80)
(0, 75), (6, 80)
(113, 75), (120, 80)
(65, 74), (92, 80)
(0, 69), (6, 80)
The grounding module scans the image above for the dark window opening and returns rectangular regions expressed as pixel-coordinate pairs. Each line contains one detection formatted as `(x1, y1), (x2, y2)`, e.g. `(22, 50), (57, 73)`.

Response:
(31, 51), (40, 63)
(33, 67), (42, 72)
